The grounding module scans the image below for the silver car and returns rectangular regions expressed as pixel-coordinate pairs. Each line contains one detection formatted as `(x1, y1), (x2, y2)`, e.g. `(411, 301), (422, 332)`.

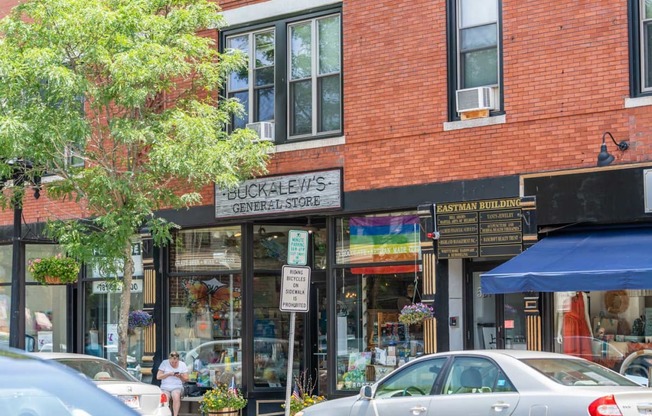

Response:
(298, 349), (652, 416)
(36, 352), (171, 416)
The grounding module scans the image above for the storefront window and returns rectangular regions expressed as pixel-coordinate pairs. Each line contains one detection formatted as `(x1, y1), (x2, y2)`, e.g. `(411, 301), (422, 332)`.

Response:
(334, 212), (426, 391)
(252, 273), (301, 388)
(555, 290), (652, 384)
(82, 280), (145, 361)
(25, 244), (69, 352)
(169, 275), (242, 386)
(0, 245), (10, 284)
(335, 269), (425, 391)
(82, 240), (146, 379)
(170, 226), (242, 273)
(336, 212), (422, 266)
(0, 246), (12, 347)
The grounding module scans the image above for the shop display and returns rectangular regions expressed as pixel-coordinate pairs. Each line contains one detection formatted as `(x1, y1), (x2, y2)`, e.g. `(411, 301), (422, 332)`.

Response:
(556, 290), (652, 374)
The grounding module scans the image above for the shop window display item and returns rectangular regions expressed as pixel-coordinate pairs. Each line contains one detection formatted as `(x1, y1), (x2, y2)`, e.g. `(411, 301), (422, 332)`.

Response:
(557, 292), (592, 357)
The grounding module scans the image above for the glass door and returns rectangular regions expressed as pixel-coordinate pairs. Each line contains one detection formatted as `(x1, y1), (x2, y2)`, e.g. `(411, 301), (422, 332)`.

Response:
(468, 265), (526, 350)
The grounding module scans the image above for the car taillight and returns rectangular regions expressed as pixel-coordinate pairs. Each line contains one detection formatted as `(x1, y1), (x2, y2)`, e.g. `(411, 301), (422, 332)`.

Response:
(588, 395), (622, 416)
(160, 393), (168, 406)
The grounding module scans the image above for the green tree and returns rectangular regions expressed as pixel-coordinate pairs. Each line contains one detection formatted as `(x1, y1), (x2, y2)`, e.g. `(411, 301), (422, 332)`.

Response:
(0, 0), (269, 368)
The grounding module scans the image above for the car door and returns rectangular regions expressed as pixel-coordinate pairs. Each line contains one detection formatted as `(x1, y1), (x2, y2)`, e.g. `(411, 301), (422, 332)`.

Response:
(432, 356), (520, 416)
(353, 357), (448, 416)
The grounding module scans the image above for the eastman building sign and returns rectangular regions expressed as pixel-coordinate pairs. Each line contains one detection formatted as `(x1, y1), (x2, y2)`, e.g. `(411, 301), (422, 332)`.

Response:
(435, 197), (525, 259)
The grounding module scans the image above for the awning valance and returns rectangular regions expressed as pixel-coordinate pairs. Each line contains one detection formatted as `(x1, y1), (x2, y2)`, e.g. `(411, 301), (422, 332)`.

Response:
(480, 228), (652, 294)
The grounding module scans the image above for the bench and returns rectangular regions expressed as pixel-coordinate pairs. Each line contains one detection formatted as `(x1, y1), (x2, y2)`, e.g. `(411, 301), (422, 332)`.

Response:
(178, 396), (202, 416)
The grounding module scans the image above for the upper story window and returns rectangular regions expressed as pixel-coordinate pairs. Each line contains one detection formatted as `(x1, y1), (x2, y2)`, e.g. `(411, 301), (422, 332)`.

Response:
(449, 0), (502, 119)
(289, 15), (341, 137)
(630, 0), (652, 95)
(226, 30), (275, 130)
(223, 7), (342, 143)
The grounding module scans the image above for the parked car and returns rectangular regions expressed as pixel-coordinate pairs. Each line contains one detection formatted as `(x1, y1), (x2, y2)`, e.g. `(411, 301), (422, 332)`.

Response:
(0, 347), (140, 416)
(298, 349), (652, 416)
(35, 352), (171, 416)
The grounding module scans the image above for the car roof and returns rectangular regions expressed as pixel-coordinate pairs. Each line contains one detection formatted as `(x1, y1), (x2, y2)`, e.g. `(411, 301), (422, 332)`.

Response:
(34, 352), (109, 361)
(426, 349), (584, 361)
(0, 348), (140, 414)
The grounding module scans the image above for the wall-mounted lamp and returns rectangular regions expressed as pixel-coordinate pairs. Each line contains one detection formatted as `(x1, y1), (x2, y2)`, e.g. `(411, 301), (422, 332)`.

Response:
(597, 132), (629, 167)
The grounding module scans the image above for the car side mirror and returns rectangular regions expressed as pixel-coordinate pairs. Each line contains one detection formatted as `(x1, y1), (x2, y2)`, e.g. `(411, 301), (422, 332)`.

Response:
(360, 385), (373, 400)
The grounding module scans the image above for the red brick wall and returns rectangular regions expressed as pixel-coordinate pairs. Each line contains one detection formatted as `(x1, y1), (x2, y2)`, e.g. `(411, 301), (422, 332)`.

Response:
(341, 0), (647, 192)
(2, 0), (651, 225)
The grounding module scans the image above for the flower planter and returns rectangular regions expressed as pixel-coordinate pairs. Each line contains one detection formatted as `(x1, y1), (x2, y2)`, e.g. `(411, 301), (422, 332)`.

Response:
(44, 276), (64, 285)
(206, 408), (239, 416)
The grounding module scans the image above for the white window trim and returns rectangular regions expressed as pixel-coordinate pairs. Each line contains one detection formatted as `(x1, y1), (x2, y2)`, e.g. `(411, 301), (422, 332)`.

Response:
(641, 0), (652, 92)
(443, 114), (506, 131)
(271, 135), (345, 153)
(625, 95), (652, 108)
(221, 0), (341, 28)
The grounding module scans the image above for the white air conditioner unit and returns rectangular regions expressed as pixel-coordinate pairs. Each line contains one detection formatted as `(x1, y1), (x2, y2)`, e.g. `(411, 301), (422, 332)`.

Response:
(455, 87), (494, 113)
(246, 121), (275, 142)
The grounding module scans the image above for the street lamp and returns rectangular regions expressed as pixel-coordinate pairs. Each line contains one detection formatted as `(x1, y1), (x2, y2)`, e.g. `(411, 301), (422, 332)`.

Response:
(2, 159), (41, 349)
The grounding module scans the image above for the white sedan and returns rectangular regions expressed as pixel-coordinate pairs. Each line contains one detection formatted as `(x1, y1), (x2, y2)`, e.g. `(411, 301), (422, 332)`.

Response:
(36, 352), (171, 416)
(298, 349), (652, 416)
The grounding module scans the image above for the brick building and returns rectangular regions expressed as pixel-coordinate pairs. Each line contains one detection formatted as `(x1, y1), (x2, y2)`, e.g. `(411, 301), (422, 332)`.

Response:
(2, 0), (652, 414)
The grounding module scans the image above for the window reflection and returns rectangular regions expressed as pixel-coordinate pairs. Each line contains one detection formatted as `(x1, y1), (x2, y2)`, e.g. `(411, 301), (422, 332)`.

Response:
(335, 269), (426, 391)
(170, 275), (243, 386)
(253, 273), (301, 388)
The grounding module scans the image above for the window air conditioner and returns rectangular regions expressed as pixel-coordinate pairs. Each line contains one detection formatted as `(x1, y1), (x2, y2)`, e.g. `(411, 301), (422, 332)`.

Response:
(246, 121), (275, 142)
(455, 87), (494, 113)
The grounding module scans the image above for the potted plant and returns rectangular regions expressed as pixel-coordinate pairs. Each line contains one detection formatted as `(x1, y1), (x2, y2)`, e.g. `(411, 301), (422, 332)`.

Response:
(199, 382), (247, 416)
(128, 310), (153, 330)
(282, 370), (326, 416)
(28, 254), (80, 285)
(399, 302), (434, 325)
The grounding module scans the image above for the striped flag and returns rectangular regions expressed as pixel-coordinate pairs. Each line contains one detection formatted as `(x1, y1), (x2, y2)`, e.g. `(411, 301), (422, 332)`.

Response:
(292, 384), (301, 400)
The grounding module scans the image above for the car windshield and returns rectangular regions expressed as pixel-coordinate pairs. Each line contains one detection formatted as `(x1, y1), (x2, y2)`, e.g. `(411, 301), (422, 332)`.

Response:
(522, 358), (641, 386)
(54, 358), (134, 382)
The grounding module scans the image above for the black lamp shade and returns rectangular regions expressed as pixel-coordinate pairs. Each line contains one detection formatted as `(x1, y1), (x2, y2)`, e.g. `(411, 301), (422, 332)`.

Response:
(597, 143), (614, 166)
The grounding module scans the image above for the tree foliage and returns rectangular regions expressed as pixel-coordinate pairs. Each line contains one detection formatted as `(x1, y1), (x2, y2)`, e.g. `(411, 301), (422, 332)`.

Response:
(0, 0), (269, 367)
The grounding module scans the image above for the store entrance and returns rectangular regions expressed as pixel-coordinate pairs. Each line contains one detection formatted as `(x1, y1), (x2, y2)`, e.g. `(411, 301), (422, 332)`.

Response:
(252, 219), (327, 396)
(466, 262), (527, 350)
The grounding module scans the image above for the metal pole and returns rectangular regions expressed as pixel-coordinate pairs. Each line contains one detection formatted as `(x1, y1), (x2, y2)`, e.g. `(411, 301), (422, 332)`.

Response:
(284, 312), (296, 416)
(9, 201), (25, 349)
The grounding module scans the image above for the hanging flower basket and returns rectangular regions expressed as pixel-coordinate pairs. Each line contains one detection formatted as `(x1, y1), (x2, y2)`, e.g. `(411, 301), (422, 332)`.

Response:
(28, 255), (80, 285)
(128, 310), (154, 330)
(399, 303), (434, 325)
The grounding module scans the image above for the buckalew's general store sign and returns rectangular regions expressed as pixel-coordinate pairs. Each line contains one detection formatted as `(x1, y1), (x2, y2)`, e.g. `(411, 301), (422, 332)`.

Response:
(215, 169), (342, 218)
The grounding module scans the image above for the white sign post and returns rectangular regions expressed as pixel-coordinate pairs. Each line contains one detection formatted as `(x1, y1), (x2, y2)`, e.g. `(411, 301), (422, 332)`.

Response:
(280, 265), (311, 416)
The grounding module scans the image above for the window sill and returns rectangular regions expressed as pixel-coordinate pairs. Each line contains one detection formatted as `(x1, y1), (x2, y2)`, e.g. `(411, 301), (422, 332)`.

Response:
(443, 115), (506, 131)
(271, 135), (345, 153)
(624, 96), (652, 108)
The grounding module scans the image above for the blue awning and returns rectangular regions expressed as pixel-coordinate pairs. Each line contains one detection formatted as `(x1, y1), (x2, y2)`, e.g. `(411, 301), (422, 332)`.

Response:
(481, 228), (652, 294)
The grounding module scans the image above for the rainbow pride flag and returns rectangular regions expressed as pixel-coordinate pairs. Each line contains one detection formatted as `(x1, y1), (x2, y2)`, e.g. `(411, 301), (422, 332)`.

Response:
(349, 215), (420, 274)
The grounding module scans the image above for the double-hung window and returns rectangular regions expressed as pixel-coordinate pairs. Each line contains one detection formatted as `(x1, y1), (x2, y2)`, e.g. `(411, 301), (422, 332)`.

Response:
(226, 30), (275, 130)
(631, 0), (652, 95)
(223, 7), (342, 143)
(289, 15), (341, 137)
(449, 0), (502, 118)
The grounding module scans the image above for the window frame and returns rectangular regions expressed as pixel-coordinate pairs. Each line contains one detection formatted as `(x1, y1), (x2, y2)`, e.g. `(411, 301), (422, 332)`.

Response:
(220, 6), (343, 145)
(630, 0), (652, 96)
(447, 0), (504, 120)
(225, 28), (276, 130)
